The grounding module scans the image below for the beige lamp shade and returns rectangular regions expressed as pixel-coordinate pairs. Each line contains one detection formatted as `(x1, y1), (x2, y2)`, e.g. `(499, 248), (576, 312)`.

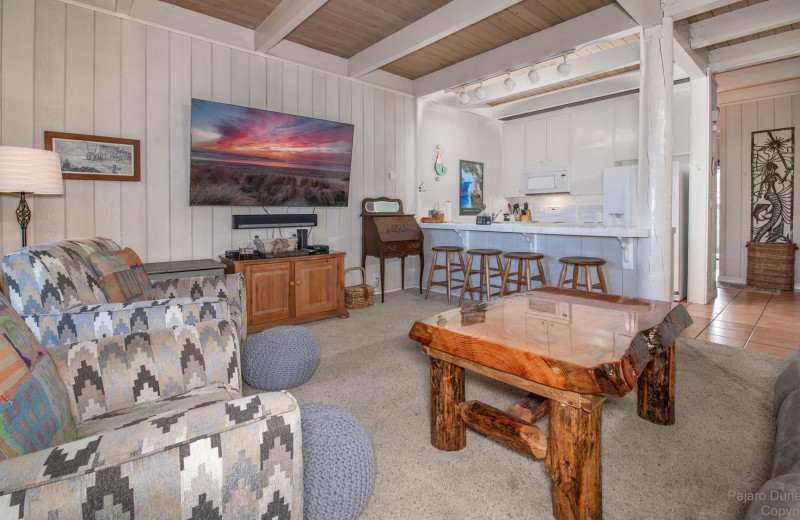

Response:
(0, 146), (64, 195)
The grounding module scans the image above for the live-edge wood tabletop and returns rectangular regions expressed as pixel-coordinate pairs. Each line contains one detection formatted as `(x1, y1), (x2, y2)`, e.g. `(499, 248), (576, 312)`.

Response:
(408, 287), (693, 397)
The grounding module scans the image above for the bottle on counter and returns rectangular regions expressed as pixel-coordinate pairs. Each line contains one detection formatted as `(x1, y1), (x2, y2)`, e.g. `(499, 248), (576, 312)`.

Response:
(476, 204), (492, 225)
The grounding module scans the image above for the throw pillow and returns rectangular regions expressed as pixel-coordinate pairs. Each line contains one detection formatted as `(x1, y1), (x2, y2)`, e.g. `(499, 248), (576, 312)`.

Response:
(117, 248), (156, 300)
(90, 250), (147, 303)
(0, 293), (75, 460)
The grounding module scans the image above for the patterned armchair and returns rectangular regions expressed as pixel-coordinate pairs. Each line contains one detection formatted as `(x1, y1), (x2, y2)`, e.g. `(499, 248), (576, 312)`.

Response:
(0, 314), (302, 518)
(1, 238), (246, 348)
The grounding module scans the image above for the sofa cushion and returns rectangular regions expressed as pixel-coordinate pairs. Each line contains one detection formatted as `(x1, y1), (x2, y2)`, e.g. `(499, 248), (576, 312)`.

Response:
(90, 250), (148, 303)
(0, 294), (74, 460)
(48, 320), (240, 423)
(2, 239), (119, 312)
(745, 473), (800, 520)
(76, 383), (240, 438)
(118, 247), (156, 299)
(775, 348), (800, 415)
(774, 388), (800, 478)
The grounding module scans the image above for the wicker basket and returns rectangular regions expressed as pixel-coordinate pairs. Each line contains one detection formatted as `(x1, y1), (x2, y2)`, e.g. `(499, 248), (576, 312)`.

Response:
(421, 213), (445, 223)
(746, 241), (798, 290)
(344, 267), (374, 309)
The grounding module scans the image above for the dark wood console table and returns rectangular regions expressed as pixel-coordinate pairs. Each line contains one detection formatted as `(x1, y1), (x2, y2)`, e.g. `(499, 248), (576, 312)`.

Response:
(361, 197), (423, 302)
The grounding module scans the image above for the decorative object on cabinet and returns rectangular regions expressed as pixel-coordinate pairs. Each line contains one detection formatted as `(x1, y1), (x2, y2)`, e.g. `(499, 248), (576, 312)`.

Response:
(344, 266), (375, 310)
(361, 197), (424, 303)
(750, 127), (793, 243)
(434, 144), (447, 180)
(459, 160), (484, 216)
(0, 146), (63, 247)
(44, 131), (140, 181)
(221, 252), (348, 333)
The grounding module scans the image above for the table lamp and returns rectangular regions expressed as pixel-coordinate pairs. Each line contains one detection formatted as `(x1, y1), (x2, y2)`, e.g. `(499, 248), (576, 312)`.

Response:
(0, 146), (64, 248)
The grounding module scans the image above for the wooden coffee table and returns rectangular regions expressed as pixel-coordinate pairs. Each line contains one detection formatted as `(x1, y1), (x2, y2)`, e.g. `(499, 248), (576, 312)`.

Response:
(408, 287), (692, 520)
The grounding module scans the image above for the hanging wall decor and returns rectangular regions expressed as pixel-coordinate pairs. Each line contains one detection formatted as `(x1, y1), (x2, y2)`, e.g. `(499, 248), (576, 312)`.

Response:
(751, 127), (794, 243)
(434, 145), (447, 180)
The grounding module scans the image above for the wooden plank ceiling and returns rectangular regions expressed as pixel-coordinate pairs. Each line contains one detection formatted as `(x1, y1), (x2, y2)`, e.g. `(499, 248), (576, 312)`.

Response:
(161, 0), (615, 80)
(687, 0), (797, 51)
(380, 0), (616, 79)
(161, 0), (282, 29)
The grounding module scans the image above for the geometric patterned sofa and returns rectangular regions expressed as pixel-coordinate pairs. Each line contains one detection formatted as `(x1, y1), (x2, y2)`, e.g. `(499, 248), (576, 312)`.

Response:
(0, 305), (302, 518)
(1, 238), (246, 348)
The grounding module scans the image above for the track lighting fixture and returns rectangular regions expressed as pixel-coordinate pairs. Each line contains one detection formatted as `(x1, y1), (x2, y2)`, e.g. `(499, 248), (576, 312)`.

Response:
(475, 82), (486, 100)
(557, 56), (572, 75)
(458, 90), (470, 104)
(527, 67), (540, 84)
(503, 74), (515, 91)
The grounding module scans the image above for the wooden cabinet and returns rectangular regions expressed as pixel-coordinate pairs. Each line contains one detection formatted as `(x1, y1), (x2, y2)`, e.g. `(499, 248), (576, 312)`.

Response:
(221, 252), (348, 333)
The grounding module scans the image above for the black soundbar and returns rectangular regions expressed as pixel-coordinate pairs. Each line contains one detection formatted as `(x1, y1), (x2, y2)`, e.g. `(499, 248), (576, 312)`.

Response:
(232, 213), (318, 229)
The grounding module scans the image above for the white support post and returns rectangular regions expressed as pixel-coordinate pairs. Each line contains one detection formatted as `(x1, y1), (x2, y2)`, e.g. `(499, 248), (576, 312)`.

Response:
(687, 76), (716, 304)
(636, 19), (675, 301)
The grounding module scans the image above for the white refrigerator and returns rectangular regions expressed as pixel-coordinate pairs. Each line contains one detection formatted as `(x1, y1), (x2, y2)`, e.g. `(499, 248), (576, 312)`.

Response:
(602, 162), (688, 301)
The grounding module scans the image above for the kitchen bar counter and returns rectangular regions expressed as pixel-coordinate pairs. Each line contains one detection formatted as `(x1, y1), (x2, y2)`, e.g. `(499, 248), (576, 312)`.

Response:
(420, 220), (648, 298)
(419, 221), (649, 238)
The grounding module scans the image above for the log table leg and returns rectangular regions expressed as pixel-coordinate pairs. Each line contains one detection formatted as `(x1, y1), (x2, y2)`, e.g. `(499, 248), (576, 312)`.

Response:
(429, 357), (465, 451)
(545, 401), (602, 520)
(637, 343), (676, 426)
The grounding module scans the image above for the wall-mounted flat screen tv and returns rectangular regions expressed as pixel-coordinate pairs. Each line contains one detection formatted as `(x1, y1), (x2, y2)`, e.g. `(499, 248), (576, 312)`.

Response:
(190, 98), (354, 207)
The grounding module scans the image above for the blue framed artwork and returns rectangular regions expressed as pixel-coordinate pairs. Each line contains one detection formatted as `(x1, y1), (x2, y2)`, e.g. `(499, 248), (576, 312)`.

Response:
(459, 160), (484, 216)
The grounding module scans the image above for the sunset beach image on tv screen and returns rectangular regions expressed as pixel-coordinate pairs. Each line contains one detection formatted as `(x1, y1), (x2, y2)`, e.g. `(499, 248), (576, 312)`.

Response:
(190, 98), (354, 207)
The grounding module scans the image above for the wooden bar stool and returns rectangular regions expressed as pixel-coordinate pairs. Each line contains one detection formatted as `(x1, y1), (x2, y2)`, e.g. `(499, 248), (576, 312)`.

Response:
(500, 252), (547, 295)
(458, 249), (505, 306)
(425, 246), (472, 305)
(557, 256), (608, 293)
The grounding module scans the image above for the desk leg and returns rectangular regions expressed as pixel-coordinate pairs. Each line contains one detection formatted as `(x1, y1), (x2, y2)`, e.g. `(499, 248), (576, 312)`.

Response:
(401, 256), (405, 290)
(637, 343), (675, 425)
(380, 255), (385, 303)
(419, 251), (424, 294)
(429, 357), (465, 451)
(546, 401), (602, 520)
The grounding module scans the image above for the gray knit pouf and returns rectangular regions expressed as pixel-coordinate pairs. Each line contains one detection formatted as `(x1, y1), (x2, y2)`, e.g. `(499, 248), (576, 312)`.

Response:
(242, 326), (320, 390)
(301, 404), (375, 520)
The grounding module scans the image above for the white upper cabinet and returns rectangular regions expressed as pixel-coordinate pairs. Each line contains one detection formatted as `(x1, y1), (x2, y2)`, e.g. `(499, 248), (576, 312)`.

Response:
(524, 118), (547, 169)
(570, 105), (614, 194)
(546, 114), (570, 166)
(502, 122), (525, 197)
(613, 99), (638, 162)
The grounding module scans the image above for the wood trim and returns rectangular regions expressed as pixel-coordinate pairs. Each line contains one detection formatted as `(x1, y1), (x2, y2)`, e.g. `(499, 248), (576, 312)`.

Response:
(44, 131), (141, 182)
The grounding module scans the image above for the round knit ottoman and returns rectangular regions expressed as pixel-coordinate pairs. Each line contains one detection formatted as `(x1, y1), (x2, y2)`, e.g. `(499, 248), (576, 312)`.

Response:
(242, 326), (320, 390)
(301, 404), (375, 520)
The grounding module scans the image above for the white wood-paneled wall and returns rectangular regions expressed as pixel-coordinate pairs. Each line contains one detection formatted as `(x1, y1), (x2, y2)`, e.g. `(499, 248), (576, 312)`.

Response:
(718, 92), (800, 283)
(0, 0), (418, 293)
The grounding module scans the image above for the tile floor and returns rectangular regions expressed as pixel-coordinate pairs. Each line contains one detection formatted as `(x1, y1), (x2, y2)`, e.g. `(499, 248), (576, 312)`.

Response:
(680, 288), (800, 358)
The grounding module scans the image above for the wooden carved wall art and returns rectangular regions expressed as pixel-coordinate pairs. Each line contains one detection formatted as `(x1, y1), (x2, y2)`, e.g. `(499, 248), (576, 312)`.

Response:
(751, 127), (794, 243)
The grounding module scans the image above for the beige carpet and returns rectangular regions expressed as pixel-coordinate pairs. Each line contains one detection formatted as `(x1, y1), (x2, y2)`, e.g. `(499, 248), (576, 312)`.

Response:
(245, 290), (782, 520)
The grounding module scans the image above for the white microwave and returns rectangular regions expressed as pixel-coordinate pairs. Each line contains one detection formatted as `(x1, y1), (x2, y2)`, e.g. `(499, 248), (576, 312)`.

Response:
(523, 166), (570, 195)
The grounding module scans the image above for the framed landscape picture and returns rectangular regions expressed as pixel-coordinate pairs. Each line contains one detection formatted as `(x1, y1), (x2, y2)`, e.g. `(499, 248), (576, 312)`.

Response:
(459, 160), (484, 216)
(44, 131), (141, 181)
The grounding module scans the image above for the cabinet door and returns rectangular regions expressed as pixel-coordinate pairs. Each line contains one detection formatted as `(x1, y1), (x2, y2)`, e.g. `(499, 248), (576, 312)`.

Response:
(502, 123), (525, 197)
(546, 114), (570, 166)
(613, 98), (638, 162)
(524, 118), (547, 169)
(247, 262), (292, 325)
(294, 258), (338, 317)
(570, 105), (614, 194)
